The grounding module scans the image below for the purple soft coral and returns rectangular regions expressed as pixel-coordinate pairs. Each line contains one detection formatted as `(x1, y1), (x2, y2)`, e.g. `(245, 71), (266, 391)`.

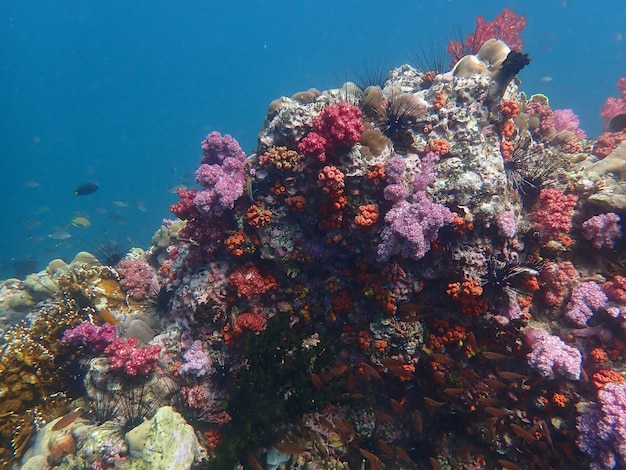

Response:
(525, 329), (582, 380)
(193, 131), (247, 217)
(565, 281), (608, 327)
(582, 213), (622, 249)
(62, 321), (117, 353)
(577, 382), (626, 469)
(377, 152), (453, 261)
(180, 340), (212, 377)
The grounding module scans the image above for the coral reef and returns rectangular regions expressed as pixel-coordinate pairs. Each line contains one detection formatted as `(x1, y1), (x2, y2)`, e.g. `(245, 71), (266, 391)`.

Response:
(6, 8), (626, 470)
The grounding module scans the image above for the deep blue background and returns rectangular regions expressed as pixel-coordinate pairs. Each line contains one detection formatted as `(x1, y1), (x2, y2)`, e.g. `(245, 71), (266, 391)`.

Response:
(1, 0), (625, 279)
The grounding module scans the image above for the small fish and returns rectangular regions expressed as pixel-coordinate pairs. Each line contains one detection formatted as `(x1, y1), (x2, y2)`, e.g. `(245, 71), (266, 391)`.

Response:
(485, 406), (510, 417)
(98, 308), (120, 325)
(104, 212), (126, 224)
(52, 407), (84, 431)
(24, 179), (40, 188)
(48, 230), (72, 240)
(136, 201), (147, 212)
(540, 76), (552, 82)
(71, 216), (91, 228)
(112, 200), (129, 208)
(310, 373), (323, 390)
(21, 220), (41, 230)
(74, 180), (99, 196)
(481, 351), (511, 360)
(423, 396), (446, 407)
(358, 448), (383, 470)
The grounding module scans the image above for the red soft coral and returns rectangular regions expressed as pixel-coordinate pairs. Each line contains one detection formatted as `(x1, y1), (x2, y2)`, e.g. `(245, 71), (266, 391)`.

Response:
(298, 103), (363, 162)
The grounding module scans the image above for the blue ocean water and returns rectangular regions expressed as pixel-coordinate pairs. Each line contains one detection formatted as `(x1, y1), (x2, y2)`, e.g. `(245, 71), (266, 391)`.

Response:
(1, 0), (625, 280)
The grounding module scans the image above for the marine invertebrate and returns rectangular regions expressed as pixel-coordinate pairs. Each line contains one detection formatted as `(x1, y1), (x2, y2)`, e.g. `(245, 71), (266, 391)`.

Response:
(503, 131), (564, 198)
(600, 77), (626, 126)
(245, 202), (273, 229)
(298, 102), (364, 162)
(259, 146), (302, 171)
(577, 382), (626, 469)
(228, 264), (276, 300)
(539, 260), (579, 307)
(564, 281), (608, 327)
(62, 321), (118, 353)
(365, 90), (428, 139)
(525, 329), (582, 380)
(0, 299), (84, 466)
(234, 312), (266, 334)
(354, 204), (379, 227)
(447, 8), (527, 63)
(104, 337), (161, 376)
(116, 258), (157, 301)
(552, 108), (586, 139)
(377, 152), (453, 261)
(193, 131), (247, 217)
(94, 240), (130, 267)
(582, 213), (622, 249)
(180, 340), (212, 377)
(528, 188), (578, 244)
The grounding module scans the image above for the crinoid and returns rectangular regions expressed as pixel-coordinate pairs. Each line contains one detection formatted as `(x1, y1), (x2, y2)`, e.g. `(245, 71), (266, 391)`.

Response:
(94, 240), (130, 267)
(504, 131), (566, 204)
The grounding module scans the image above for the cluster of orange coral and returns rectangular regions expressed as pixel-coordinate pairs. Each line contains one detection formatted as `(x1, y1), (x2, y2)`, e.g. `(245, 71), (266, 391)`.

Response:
(259, 146), (302, 170)
(332, 291), (353, 315)
(376, 288), (397, 316)
(224, 231), (259, 257)
(446, 278), (488, 316)
(286, 195), (307, 212)
(428, 318), (467, 350)
(523, 276), (540, 292)
(592, 369), (626, 389)
(433, 91), (447, 110)
(367, 163), (386, 186)
(499, 100), (519, 163)
(357, 330), (371, 350)
(452, 212), (474, 235)
(317, 165), (348, 230)
(428, 138), (450, 156)
(500, 99), (519, 120)
(354, 204), (379, 227)
(203, 429), (223, 452)
(269, 179), (287, 196)
(246, 202), (272, 228)
(552, 392), (568, 408)
(590, 347), (609, 364)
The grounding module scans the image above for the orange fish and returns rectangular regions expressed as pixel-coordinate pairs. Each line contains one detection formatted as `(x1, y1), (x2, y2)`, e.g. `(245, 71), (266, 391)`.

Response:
(423, 396), (446, 407)
(98, 308), (120, 325)
(358, 448), (384, 470)
(481, 351), (511, 360)
(310, 373), (323, 390)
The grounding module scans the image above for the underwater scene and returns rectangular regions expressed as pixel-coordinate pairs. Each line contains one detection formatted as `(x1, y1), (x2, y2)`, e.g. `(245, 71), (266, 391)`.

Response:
(3, 1), (626, 469)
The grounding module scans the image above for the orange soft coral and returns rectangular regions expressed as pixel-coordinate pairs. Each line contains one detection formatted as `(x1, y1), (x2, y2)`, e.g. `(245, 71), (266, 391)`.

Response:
(354, 204), (379, 227)
(246, 202), (272, 228)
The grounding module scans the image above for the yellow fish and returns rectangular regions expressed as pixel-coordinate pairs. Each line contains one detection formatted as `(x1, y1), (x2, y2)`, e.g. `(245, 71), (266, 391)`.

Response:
(71, 216), (91, 228)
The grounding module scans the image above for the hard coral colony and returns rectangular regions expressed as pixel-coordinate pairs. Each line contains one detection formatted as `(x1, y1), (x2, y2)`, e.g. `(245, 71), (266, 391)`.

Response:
(4, 7), (626, 470)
